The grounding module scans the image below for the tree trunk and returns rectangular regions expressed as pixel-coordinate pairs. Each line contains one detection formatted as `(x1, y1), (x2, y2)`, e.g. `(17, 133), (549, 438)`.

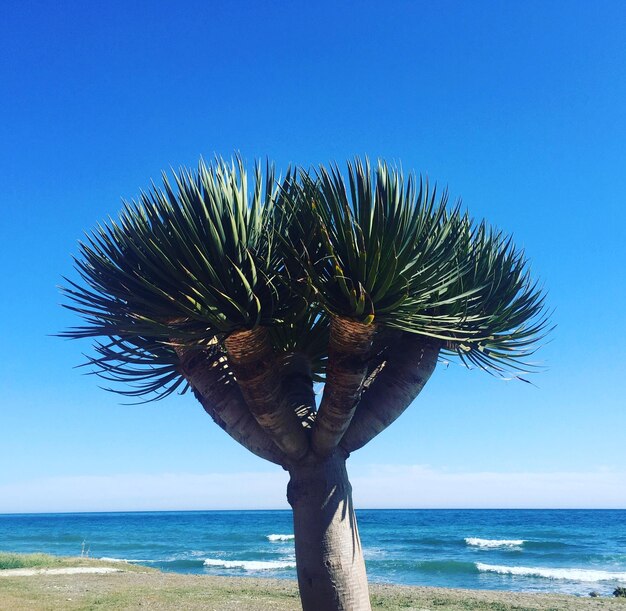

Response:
(287, 452), (371, 611)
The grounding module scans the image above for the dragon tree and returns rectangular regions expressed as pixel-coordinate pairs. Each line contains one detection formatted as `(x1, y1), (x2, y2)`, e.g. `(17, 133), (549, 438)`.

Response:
(61, 156), (549, 610)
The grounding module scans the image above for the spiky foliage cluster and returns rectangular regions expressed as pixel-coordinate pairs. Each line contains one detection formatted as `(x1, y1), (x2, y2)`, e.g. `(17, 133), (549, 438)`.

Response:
(62, 156), (549, 400)
(433, 223), (548, 373)
(64, 157), (291, 337)
(289, 160), (460, 323)
(62, 157), (296, 399)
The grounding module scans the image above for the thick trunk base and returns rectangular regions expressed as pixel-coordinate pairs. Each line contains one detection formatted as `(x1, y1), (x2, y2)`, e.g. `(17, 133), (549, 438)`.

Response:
(287, 452), (371, 611)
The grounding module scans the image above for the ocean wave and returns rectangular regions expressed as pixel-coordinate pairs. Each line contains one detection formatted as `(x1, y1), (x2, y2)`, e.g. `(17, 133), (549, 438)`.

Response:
(266, 534), (295, 542)
(465, 538), (525, 548)
(476, 562), (626, 582)
(99, 556), (202, 569)
(99, 557), (154, 564)
(203, 558), (296, 570)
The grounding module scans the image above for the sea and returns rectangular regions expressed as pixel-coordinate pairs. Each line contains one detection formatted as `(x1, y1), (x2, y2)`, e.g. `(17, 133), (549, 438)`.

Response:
(1, 509), (625, 597)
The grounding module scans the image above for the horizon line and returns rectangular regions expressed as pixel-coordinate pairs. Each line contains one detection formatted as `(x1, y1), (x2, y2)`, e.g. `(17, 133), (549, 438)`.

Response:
(1, 507), (625, 517)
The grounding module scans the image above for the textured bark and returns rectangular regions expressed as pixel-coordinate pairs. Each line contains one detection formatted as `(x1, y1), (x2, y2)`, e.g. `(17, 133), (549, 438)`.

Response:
(279, 352), (316, 429)
(225, 327), (308, 460)
(312, 317), (375, 457)
(177, 348), (285, 465)
(287, 452), (371, 611)
(363, 327), (402, 389)
(341, 333), (441, 453)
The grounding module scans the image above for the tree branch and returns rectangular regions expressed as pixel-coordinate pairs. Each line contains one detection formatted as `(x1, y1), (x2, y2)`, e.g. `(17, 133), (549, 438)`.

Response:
(341, 333), (441, 453)
(312, 317), (375, 457)
(225, 327), (309, 461)
(363, 327), (402, 389)
(279, 352), (317, 430)
(177, 348), (286, 466)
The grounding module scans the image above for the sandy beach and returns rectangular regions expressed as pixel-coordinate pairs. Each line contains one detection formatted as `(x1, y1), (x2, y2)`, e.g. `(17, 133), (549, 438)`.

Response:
(2, 565), (626, 610)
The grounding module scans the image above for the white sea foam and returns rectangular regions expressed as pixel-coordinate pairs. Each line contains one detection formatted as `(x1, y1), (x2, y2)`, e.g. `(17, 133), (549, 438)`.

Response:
(266, 534), (295, 542)
(476, 562), (626, 582)
(99, 557), (153, 563)
(203, 558), (296, 570)
(465, 538), (525, 548)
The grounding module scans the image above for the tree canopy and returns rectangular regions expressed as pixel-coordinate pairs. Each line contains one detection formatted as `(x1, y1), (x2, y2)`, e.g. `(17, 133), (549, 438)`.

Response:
(62, 156), (548, 406)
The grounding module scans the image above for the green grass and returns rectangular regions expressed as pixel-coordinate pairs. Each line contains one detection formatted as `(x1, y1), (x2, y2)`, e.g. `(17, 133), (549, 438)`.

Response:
(2, 553), (625, 610)
(0, 551), (152, 572)
(0, 552), (58, 569)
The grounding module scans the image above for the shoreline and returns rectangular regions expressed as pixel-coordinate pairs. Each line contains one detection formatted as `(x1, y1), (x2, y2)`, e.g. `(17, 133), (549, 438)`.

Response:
(2, 562), (626, 610)
(3, 509), (624, 599)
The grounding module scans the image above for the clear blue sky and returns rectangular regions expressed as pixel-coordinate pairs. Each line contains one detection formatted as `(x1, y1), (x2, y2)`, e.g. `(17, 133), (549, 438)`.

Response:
(1, 0), (625, 512)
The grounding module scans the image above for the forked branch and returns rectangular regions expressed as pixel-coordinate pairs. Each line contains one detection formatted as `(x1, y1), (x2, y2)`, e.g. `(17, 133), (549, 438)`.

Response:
(279, 352), (317, 430)
(225, 326), (309, 461)
(341, 333), (440, 453)
(312, 317), (376, 457)
(177, 347), (285, 465)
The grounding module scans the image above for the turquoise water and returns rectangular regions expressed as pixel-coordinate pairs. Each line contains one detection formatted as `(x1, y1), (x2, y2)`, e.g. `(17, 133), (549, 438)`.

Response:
(1, 510), (625, 596)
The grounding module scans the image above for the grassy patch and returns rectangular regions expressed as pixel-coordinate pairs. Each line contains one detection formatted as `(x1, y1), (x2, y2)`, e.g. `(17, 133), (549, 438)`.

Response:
(1, 554), (624, 610)
(0, 551), (153, 572)
(0, 552), (60, 569)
